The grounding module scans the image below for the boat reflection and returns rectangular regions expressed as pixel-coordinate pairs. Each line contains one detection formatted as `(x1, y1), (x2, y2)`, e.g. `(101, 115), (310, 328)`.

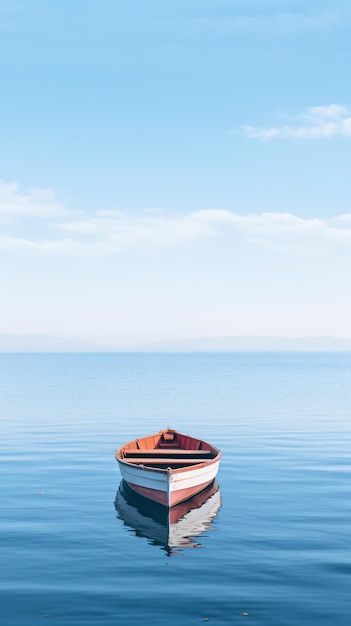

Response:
(115, 479), (221, 555)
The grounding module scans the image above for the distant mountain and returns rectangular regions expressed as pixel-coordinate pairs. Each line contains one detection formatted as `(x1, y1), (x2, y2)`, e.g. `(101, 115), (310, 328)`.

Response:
(134, 335), (351, 352)
(1, 334), (351, 352)
(0, 334), (99, 352)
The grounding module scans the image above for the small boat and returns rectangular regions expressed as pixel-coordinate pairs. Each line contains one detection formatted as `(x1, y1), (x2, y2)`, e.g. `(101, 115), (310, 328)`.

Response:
(115, 428), (221, 507)
(115, 479), (221, 553)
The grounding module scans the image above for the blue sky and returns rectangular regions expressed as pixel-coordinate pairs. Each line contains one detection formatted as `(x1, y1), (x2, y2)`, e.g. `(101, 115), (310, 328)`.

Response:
(1, 0), (351, 346)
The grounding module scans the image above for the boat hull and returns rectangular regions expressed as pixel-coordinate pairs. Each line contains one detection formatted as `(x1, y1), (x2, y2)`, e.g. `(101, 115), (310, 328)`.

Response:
(126, 477), (216, 507)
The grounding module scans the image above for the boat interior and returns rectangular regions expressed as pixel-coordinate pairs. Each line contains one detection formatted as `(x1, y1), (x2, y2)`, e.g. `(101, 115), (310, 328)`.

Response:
(119, 429), (218, 469)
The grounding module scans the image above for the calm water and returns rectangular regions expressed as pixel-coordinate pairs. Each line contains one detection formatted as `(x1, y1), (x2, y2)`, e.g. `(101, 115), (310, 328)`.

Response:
(1, 352), (351, 625)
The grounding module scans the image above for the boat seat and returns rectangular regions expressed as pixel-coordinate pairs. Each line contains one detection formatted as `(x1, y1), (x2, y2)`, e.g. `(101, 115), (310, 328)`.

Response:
(162, 432), (175, 441)
(125, 457), (208, 466)
(123, 449), (214, 458)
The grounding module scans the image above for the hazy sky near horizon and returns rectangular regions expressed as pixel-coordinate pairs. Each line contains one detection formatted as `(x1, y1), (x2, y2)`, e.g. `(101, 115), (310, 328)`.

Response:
(1, 0), (351, 346)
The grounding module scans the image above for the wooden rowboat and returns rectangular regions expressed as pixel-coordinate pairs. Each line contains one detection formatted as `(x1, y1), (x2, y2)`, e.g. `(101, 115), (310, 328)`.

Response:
(115, 428), (221, 507)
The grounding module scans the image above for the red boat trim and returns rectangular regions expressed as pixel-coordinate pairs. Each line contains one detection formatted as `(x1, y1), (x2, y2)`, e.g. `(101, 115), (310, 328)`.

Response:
(127, 483), (168, 506)
(170, 480), (215, 507)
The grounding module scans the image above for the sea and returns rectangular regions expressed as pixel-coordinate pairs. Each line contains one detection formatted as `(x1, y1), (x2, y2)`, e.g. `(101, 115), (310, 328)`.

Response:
(1, 352), (350, 626)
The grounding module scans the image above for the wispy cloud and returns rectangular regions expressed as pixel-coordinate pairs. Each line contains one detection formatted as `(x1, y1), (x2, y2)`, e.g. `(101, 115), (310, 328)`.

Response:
(242, 104), (351, 140)
(53, 208), (351, 256)
(1, 180), (351, 256)
(0, 181), (68, 218)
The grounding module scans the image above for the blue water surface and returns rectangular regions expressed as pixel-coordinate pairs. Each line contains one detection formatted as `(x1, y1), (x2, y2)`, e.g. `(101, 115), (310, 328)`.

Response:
(1, 352), (351, 625)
